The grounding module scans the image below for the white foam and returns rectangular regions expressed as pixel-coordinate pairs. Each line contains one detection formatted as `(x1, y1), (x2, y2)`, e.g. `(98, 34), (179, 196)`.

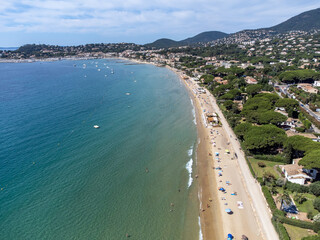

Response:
(188, 146), (193, 157)
(186, 158), (193, 188)
(198, 216), (203, 240)
(190, 99), (197, 125)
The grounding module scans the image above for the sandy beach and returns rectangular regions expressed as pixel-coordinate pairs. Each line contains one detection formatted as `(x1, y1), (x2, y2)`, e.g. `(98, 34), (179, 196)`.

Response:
(168, 67), (279, 240)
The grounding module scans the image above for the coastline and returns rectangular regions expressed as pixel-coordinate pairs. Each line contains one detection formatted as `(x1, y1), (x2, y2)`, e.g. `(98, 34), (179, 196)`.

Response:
(166, 65), (224, 239)
(4, 56), (279, 239)
(164, 64), (278, 240)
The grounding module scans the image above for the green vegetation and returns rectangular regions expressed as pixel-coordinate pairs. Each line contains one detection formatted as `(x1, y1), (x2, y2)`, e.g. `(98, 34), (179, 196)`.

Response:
(243, 125), (286, 154)
(278, 70), (320, 83)
(284, 224), (316, 240)
(250, 158), (279, 178)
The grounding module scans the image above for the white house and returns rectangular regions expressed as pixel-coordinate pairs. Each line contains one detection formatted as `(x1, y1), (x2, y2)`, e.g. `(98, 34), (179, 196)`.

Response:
(281, 162), (318, 185)
(313, 81), (320, 87)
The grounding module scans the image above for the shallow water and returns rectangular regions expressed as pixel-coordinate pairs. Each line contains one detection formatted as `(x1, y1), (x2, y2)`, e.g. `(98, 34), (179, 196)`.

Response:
(0, 59), (200, 239)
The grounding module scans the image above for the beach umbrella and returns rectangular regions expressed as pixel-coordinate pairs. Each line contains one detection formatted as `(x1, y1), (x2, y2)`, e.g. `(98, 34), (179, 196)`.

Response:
(227, 233), (234, 239)
(225, 208), (231, 213)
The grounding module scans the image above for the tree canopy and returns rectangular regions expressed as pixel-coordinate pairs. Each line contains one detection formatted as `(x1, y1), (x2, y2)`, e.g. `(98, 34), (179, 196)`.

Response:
(246, 84), (262, 97)
(243, 124), (286, 154)
(275, 98), (299, 109)
(278, 69), (320, 83)
(299, 149), (320, 169)
(242, 97), (273, 115)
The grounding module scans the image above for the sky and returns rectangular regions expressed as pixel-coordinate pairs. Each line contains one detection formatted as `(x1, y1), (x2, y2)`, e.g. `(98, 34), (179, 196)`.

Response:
(0, 0), (319, 47)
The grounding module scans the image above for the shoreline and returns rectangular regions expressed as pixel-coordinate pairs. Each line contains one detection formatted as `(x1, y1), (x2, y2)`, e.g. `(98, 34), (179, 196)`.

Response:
(4, 57), (278, 239)
(167, 65), (224, 240)
(164, 64), (278, 239)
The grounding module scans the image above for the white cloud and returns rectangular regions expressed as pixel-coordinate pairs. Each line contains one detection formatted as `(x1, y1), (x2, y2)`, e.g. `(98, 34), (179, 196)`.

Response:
(0, 0), (319, 43)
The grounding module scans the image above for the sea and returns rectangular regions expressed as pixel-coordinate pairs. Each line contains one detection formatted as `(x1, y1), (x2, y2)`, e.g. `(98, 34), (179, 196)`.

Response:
(0, 59), (201, 239)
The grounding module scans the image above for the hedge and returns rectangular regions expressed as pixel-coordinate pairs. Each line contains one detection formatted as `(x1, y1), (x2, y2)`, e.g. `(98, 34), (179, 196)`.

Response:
(272, 218), (290, 240)
(245, 157), (256, 178)
(253, 154), (287, 163)
(274, 214), (320, 232)
(302, 235), (320, 240)
(262, 186), (277, 211)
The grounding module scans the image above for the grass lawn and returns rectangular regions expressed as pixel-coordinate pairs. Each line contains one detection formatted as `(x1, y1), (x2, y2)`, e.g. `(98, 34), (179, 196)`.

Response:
(295, 193), (319, 216)
(284, 224), (316, 240)
(249, 158), (280, 178)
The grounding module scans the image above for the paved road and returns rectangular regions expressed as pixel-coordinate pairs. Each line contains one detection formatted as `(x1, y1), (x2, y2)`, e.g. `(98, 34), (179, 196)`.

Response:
(205, 89), (279, 240)
(276, 84), (320, 133)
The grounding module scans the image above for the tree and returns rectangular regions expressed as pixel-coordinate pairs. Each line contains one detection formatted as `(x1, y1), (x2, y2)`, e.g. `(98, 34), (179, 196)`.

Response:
(246, 84), (262, 97)
(234, 122), (253, 140)
(314, 197), (320, 211)
(275, 98), (299, 111)
(242, 97), (273, 115)
(255, 93), (280, 104)
(310, 182), (320, 197)
(243, 124), (286, 154)
(276, 191), (291, 205)
(223, 100), (234, 110)
(254, 111), (287, 125)
(201, 74), (214, 84)
(300, 149), (320, 169)
(294, 193), (307, 204)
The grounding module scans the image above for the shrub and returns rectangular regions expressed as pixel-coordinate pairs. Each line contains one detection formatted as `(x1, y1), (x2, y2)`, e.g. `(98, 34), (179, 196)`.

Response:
(254, 154), (287, 163)
(294, 193), (307, 204)
(296, 127), (306, 133)
(302, 235), (320, 240)
(310, 182), (320, 197)
(314, 198), (320, 212)
(285, 181), (309, 193)
(272, 218), (290, 240)
(308, 211), (315, 220)
(258, 161), (266, 168)
(276, 178), (285, 187)
(313, 213), (320, 223)
(262, 186), (277, 211)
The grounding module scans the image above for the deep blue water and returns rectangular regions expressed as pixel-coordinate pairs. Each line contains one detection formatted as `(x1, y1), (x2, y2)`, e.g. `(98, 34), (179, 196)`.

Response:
(0, 59), (199, 239)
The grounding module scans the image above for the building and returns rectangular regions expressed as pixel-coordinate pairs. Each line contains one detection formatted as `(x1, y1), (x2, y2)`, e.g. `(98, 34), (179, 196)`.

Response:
(297, 83), (319, 94)
(281, 160), (318, 185)
(245, 76), (258, 84)
(313, 81), (320, 87)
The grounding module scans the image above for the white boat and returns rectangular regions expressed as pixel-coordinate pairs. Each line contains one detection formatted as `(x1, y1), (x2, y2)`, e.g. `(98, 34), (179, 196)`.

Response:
(125, 93), (131, 95)
(93, 125), (100, 129)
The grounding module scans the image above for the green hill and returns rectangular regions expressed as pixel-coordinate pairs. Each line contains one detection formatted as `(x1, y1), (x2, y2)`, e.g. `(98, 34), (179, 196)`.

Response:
(145, 31), (229, 49)
(269, 8), (320, 32)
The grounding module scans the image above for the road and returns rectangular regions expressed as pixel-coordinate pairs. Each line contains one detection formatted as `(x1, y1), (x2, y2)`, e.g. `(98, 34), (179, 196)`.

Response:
(276, 84), (320, 133)
(205, 88), (280, 240)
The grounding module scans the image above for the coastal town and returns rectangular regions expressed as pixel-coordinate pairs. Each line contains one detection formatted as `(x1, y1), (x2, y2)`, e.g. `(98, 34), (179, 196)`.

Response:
(3, 20), (320, 240)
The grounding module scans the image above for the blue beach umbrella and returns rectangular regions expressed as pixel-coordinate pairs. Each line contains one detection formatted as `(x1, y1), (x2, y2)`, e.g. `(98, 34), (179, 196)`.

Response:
(227, 233), (234, 239)
(225, 208), (231, 213)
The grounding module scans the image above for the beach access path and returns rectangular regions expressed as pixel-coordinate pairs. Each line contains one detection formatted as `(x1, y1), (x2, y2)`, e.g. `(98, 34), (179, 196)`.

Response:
(180, 75), (279, 240)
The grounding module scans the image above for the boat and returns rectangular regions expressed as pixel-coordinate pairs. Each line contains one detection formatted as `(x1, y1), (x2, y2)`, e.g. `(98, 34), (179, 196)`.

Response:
(93, 125), (100, 129)
(125, 93), (131, 95)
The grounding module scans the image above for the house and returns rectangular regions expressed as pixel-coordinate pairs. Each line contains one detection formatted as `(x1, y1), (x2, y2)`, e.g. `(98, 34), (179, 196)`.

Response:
(313, 81), (320, 87)
(281, 160), (318, 185)
(297, 83), (319, 94)
(214, 77), (228, 85)
(245, 76), (258, 84)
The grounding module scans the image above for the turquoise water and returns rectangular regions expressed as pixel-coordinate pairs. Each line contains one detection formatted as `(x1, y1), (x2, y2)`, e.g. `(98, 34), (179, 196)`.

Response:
(0, 59), (199, 239)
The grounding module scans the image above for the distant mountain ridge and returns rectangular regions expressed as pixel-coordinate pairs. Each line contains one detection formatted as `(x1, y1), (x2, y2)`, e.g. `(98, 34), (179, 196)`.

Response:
(145, 31), (229, 48)
(145, 7), (320, 49)
(268, 7), (320, 33)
